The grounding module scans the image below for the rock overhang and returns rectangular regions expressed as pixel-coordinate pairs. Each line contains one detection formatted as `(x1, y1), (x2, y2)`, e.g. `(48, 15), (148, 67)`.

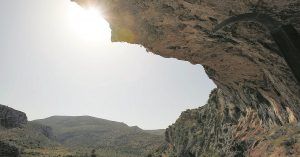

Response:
(71, 0), (300, 123)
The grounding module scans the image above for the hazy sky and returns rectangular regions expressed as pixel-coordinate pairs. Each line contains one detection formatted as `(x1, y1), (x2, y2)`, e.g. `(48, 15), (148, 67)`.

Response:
(0, 0), (215, 129)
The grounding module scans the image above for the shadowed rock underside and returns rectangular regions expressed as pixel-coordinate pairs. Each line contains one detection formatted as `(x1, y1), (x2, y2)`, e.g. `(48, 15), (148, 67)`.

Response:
(72, 0), (300, 156)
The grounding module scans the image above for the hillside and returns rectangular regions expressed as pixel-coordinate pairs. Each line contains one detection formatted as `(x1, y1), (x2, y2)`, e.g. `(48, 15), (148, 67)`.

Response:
(0, 122), (72, 157)
(0, 105), (164, 157)
(144, 129), (165, 136)
(0, 104), (71, 157)
(34, 116), (164, 156)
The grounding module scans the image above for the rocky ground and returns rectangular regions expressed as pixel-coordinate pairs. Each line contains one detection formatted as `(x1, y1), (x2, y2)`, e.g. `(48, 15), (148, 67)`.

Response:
(0, 141), (20, 157)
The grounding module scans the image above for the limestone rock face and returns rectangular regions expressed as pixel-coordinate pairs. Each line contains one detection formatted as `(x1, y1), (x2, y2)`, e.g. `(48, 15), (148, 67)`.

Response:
(0, 104), (27, 128)
(152, 89), (300, 156)
(72, 0), (300, 156)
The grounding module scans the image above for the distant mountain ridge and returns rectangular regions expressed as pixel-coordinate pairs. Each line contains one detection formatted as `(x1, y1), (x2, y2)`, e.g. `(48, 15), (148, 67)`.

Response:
(0, 105), (164, 157)
(34, 116), (164, 156)
(144, 129), (165, 136)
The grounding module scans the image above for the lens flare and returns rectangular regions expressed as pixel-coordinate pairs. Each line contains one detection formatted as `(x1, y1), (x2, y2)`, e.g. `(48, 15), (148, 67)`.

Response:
(67, 3), (111, 42)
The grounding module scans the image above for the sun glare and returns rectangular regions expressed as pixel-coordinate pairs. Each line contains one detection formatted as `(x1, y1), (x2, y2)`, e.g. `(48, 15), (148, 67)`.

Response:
(67, 3), (111, 42)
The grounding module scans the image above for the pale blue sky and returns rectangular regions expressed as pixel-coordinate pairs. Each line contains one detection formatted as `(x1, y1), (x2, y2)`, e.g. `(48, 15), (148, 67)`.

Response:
(0, 0), (215, 129)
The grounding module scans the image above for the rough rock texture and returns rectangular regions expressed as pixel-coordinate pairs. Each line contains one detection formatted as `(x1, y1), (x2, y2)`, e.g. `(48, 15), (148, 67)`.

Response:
(0, 104), (27, 128)
(72, 0), (300, 156)
(0, 141), (20, 157)
(151, 89), (300, 157)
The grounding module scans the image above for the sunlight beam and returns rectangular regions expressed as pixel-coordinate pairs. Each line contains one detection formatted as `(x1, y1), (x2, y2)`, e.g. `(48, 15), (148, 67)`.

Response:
(67, 3), (111, 43)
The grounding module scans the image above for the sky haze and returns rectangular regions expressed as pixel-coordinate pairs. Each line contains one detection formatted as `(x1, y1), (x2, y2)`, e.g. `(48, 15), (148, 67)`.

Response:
(0, 0), (216, 129)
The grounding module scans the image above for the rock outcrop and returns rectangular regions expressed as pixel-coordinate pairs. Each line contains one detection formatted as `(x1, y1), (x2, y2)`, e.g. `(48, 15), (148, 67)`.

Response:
(0, 105), (26, 156)
(72, 0), (300, 156)
(0, 141), (20, 157)
(0, 104), (27, 128)
(151, 89), (300, 156)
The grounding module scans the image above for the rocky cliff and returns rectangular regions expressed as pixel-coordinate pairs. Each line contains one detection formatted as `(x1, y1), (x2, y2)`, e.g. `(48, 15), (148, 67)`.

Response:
(0, 104), (27, 128)
(151, 89), (300, 156)
(0, 105), (27, 157)
(72, 0), (300, 156)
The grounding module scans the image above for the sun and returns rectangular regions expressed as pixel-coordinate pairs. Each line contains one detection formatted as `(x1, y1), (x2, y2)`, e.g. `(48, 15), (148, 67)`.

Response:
(67, 3), (111, 42)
